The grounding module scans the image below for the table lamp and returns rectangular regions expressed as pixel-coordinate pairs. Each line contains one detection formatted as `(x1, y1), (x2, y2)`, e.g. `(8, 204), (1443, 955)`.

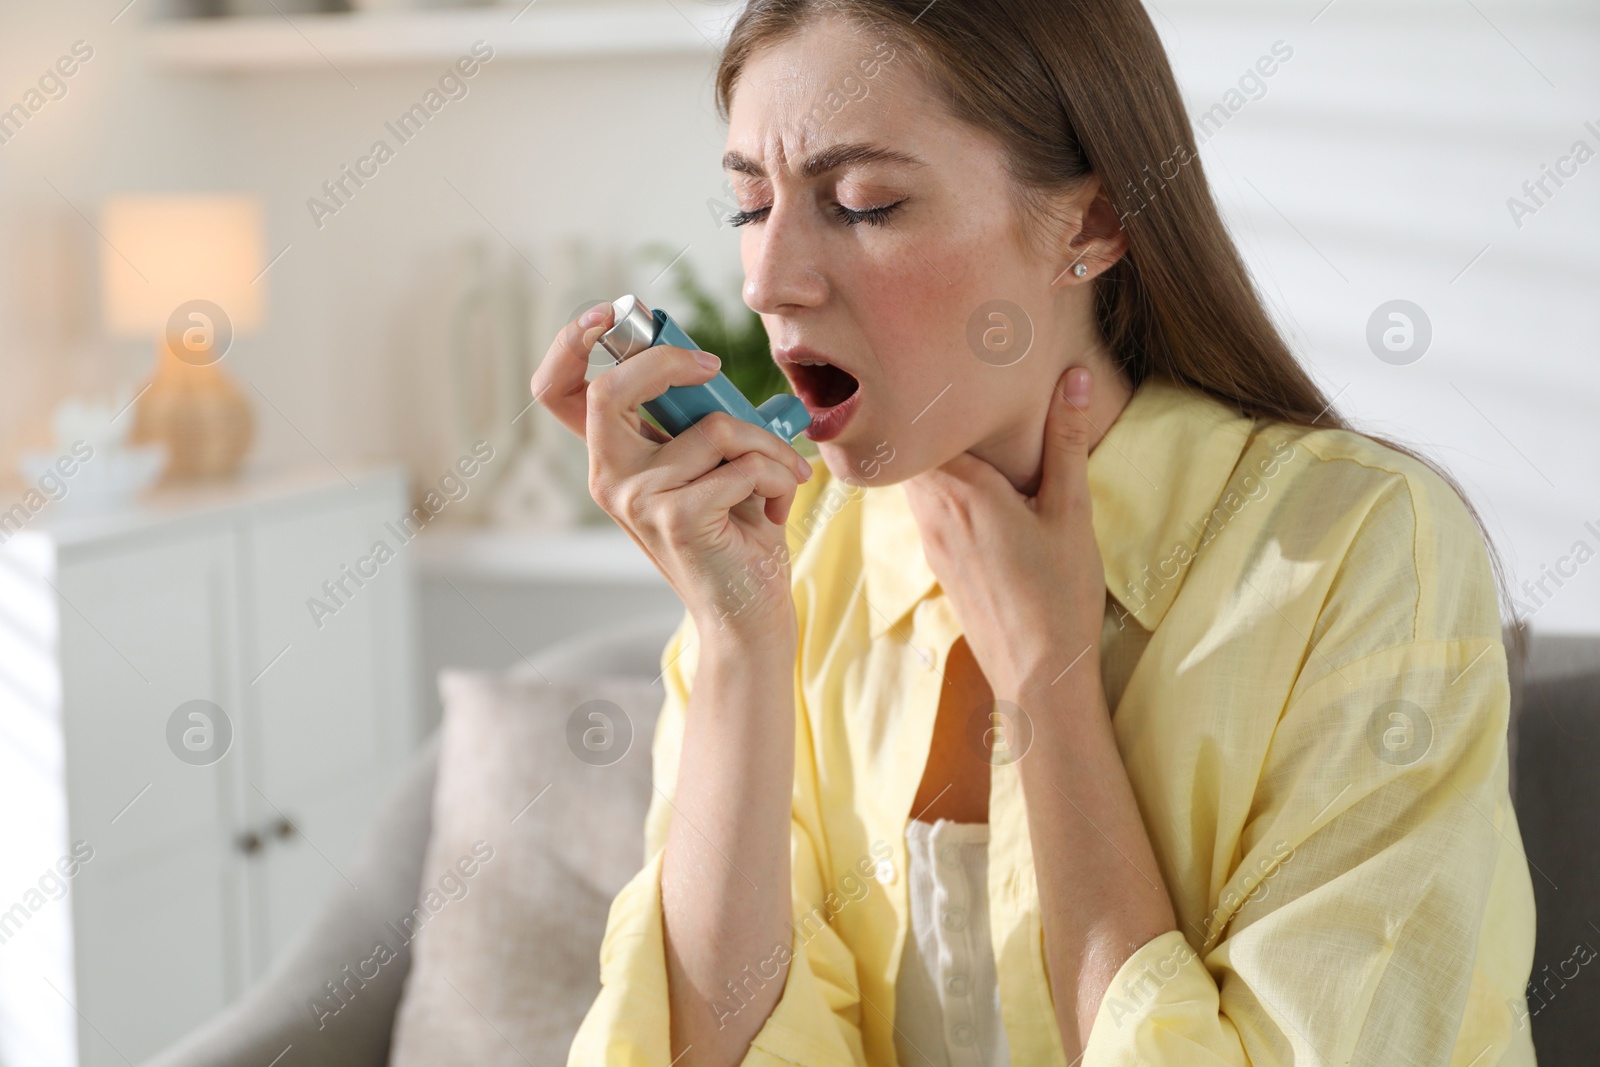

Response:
(101, 195), (265, 481)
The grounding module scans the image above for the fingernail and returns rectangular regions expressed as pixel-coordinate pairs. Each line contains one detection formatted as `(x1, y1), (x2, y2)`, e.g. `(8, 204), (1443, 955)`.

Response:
(694, 350), (721, 371)
(798, 456), (813, 479)
(579, 304), (608, 328)
(1065, 366), (1092, 408)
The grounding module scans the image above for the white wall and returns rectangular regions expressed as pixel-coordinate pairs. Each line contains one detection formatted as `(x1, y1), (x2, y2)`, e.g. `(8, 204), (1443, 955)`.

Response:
(0, 1), (230, 457)
(1155, 0), (1600, 631)
(0, 1), (744, 506)
(1, 0), (1596, 629)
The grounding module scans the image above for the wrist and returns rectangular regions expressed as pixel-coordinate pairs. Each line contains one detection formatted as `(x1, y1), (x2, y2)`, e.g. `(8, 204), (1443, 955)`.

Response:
(1024, 675), (1107, 718)
(692, 596), (797, 660)
(995, 648), (1099, 707)
(1002, 665), (1109, 754)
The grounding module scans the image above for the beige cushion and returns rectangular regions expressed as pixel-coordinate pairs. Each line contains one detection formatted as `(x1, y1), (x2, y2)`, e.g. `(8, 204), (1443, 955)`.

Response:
(388, 670), (664, 1066)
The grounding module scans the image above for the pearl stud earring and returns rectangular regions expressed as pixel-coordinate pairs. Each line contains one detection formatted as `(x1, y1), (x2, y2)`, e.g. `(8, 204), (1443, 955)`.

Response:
(1073, 263), (1089, 278)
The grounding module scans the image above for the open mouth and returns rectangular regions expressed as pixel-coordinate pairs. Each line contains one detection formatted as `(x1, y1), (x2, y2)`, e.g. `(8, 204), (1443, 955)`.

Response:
(789, 362), (860, 409)
(777, 351), (860, 412)
(774, 346), (864, 443)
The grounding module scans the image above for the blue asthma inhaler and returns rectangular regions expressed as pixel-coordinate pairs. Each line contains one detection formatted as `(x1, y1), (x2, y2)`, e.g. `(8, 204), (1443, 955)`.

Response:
(596, 294), (812, 443)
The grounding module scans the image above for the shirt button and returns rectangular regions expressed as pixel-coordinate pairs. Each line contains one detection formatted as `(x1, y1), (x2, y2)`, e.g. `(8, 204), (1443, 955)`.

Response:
(951, 1023), (975, 1046)
(874, 858), (897, 885)
(941, 907), (967, 931)
(945, 974), (969, 997)
(937, 843), (961, 869)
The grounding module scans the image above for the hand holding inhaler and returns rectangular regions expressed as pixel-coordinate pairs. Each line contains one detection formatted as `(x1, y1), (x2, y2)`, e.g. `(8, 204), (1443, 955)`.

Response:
(530, 296), (813, 637)
(597, 295), (812, 443)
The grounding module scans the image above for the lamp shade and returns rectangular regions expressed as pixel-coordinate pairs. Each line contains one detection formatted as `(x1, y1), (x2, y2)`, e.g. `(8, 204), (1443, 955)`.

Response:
(100, 195), (266, 337)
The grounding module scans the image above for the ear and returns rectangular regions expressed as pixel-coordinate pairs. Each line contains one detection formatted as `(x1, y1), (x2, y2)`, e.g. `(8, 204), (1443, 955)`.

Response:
(1050, 175), (1129, 288)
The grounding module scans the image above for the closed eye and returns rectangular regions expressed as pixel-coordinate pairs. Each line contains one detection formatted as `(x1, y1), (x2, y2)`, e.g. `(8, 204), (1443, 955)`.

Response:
(727, 199), (909, 228)
(727, 206), (771, 227)
(834, 199), (906, 227)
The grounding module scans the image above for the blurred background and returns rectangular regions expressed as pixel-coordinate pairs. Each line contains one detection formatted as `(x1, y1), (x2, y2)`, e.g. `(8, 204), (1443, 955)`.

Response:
(0, 0), (1594, 1065)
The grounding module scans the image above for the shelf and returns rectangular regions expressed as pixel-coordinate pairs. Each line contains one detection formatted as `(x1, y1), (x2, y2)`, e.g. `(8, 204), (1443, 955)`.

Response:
(415, 522), (668, 585)
(141, 4), (729, 72)
(7, 463), (404, 551)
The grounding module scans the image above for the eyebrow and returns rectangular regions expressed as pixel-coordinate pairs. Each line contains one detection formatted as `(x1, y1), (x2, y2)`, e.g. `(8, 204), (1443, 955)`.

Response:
(723, 143), (924, 179)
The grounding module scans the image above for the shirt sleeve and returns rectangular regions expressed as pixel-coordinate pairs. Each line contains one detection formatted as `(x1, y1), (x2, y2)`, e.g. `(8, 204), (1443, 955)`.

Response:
(567, 607), (869, 1067)
(1080, 629), (1527, 1065)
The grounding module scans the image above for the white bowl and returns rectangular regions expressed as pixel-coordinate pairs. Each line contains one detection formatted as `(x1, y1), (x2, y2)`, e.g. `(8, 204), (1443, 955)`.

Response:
(19, 443), (168, 517)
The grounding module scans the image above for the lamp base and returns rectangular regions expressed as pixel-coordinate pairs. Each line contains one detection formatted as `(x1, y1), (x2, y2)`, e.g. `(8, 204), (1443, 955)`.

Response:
(130, 338), (254, 481)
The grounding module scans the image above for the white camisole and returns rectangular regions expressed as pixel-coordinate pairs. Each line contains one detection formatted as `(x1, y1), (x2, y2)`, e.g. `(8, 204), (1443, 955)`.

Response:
(893, 818), (1012, 1067)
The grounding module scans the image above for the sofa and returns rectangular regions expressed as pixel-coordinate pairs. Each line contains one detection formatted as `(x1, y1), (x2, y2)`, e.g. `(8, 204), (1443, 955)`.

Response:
(142, 621), (1598, 1066)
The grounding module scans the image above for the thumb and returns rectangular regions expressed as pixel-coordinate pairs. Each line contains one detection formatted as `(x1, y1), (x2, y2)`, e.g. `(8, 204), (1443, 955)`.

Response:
(1038, 365), (1095, 517)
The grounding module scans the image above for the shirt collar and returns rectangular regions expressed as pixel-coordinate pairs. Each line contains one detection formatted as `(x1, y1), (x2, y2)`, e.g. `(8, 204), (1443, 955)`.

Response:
(859, 377), (1256, 639)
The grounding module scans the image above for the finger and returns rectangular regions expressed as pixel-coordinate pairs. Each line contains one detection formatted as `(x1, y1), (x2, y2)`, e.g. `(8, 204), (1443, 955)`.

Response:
(653, 411), (812, 490)
(682, 452), (800, 519)
(766, 482), (798, 526)
(1037, 365), (1095, 518)
(936, 452), (1014, 495)
(531, 303), (614, 439)
(903, 455), (1005, 527)
(586, 346), (730, 471)
(586, 344), (722, 428)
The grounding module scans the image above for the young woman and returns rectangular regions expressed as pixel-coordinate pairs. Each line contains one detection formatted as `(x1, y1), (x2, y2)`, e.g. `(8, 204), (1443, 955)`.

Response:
(533, 2), (1536, 1064)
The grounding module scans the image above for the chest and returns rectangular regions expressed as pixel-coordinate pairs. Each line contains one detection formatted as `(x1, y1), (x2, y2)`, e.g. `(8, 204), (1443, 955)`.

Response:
(910, 635), (994, 823)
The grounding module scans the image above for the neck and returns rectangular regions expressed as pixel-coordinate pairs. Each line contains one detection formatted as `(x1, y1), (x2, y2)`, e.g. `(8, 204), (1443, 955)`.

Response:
(971, 352), (1134, 497)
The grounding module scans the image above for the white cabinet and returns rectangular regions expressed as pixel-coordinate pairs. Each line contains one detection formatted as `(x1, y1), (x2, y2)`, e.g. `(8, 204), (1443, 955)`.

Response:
(0, 467), (420, 1067)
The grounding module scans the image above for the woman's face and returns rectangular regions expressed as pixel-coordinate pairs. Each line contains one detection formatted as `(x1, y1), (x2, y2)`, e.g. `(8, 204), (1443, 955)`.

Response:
(725, 16), (1119, 489)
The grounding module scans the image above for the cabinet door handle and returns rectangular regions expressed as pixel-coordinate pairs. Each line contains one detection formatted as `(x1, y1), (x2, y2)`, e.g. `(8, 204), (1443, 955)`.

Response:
(235, 830), (263, 855)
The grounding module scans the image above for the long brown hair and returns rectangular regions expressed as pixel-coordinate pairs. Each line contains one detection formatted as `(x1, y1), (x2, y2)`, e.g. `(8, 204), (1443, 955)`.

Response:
(715, 0), (1515, 631)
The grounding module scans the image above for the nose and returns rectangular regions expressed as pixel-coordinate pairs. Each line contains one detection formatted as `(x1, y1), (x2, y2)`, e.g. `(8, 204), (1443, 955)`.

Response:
(742, 202), (828, 315)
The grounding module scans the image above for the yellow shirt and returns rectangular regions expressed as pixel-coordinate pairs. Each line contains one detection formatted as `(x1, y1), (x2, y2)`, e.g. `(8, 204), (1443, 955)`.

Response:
(568, 377), (1538, 1066)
